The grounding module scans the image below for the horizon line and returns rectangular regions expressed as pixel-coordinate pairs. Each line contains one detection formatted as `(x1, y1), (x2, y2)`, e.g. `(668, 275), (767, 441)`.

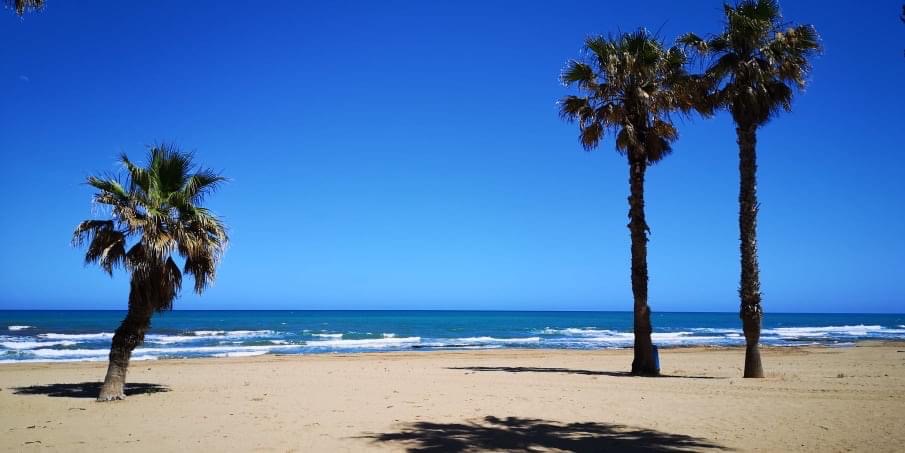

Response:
(0, 308), (902, 315)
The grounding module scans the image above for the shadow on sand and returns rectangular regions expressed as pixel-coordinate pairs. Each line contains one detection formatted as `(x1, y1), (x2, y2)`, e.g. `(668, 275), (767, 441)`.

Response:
(447, 366), (722, 379)
(365, 415), (729, 452)
(12, 382), (170, 398)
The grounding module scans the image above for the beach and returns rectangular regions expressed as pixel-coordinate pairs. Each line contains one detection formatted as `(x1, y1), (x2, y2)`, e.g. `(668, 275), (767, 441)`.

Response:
(1, 343), (903, 452)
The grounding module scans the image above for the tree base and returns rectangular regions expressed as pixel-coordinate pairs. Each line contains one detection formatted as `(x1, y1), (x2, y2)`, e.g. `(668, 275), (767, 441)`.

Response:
(630, 369), (661, 377)
(743, 344), (764, 378)
(97, 360), (127, 402)
(96, 393), (126, 402)
(97, 379), (126, 401)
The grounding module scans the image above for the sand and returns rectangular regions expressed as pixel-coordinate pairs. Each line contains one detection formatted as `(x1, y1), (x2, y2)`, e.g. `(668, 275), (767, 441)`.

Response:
(1, 343), (904, 452)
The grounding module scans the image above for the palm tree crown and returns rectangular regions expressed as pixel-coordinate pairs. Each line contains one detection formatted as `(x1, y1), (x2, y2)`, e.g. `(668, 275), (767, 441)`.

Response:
(559, 29), (695, 162)
(6, 0), (43, 16)
(678, 0), (820, 127)
(73, 145), (228, 311)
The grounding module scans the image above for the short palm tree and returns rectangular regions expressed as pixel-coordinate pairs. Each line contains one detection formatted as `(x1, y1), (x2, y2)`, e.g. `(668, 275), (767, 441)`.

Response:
(679, 0), (820, 378)
(559, 29), (695, 375)
(6, 0), (43, 16)
(73, 145), (228, 400)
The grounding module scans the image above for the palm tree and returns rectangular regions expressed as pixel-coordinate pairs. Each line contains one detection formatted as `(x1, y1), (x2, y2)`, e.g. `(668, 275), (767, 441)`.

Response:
(559, 30), (696, 375)
(5, 0), (43, 16)
(73, 145), (228, 400)
(679, 0), (819, 378)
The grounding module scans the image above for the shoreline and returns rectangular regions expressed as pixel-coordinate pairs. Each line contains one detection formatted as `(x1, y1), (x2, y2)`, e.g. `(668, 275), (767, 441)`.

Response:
(2, 340), (902, 367)
(2, 342), (904, 451)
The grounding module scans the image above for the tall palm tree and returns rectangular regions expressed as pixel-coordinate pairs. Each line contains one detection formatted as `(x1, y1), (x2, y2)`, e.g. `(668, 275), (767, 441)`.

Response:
(679, 0), (819, 378)
(559, 29), (696, 375)
(73, 145), (228, 400)
(5, 0), (43, 16)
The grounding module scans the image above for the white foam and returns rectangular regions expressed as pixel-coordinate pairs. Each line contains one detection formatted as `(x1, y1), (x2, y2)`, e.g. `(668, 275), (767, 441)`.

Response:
(311, 333), (343, 339)
(0, 356), (158, 364)
(192, 330), (275, 337)
(456, 336), (541, 344)
(28, 348), (111, 358)
(7, 325), (33, 331)
(538, 327), (620, 336)
(38, 332), (113, 340)
(305, 337), (421, 349)
(22, 343), (298, 361)
(145, 330), (279, 344)
(212, 350), (268, 358)
(192, 330), (226, 336)
(762, 325), (904, 338)
(382, 333), (396, 338)
(145, 334), (203, 344)
(1, 340), (77, 350)
(690, 327), (744, 334)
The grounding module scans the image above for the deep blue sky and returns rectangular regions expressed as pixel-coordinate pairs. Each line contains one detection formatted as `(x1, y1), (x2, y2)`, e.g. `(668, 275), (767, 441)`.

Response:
(1, 1), (903, 312)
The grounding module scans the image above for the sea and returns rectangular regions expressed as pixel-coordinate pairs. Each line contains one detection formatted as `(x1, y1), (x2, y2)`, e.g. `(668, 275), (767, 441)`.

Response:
(2, 310), (904, 363)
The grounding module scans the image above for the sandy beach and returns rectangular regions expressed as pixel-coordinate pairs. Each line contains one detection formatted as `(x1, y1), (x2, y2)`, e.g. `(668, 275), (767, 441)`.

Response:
(1, 343), (903, 452)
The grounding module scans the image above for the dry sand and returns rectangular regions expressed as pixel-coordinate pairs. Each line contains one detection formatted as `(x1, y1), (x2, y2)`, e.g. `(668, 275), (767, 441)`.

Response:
(1, 343), (904, 452)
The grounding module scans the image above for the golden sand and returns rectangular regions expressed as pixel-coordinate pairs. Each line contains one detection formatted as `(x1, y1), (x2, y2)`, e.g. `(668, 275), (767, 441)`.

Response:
(2, 343), (904, 452)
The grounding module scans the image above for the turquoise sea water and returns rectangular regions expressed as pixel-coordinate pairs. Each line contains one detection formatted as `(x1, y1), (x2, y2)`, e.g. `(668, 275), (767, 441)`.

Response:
(2, 310), (903, 363)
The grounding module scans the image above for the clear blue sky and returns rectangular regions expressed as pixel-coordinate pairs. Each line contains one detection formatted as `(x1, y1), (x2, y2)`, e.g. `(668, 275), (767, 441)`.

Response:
(1, 1), (903, 312)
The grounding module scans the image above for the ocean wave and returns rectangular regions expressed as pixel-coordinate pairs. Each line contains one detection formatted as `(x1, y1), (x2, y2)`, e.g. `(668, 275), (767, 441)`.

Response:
(456, 336), (541, 344)
(7, 325), (34, 331)
(33, 330), (282, 345)
(690, 327), (744, 335)
(418, 336), (542, 348)
(762, 325), (905, 338)
(1, 340), (78, 350)
(311, 333), (343, 339)
(537, 327), (619, 336)
(305, 337), (422, 349)
(145, 334), (204, 344)
(212, 350), (269, 358)
(39, 333), (113, 340)
(24, 343), (299, 360)
(0, 356), (158, 364)
(191, 330), (276, 338)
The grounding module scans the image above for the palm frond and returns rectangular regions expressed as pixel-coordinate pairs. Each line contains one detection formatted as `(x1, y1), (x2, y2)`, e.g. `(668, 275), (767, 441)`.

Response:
(76, 144), (229, 307)
(683, 0), (819, 126)
(561, 61), (596, 88)
(6, 0), (43, 16)
(182, 169), (227, 204)
(560, 29), (686, 164)
(677, 32), (708, 54)
(579, 122), (604, 151)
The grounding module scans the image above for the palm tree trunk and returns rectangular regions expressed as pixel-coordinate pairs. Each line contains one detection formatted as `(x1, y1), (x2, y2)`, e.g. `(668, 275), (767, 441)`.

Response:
(737, 124), (764, 378)
(628, 155), (657, 376)
(97, 279), (154, 401)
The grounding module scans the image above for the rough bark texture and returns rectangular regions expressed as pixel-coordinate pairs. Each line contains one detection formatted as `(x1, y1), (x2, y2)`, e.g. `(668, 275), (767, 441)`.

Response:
(97, 278), (155, 401)
(628, 155), (657, 376)
(737, 124), (764, 378)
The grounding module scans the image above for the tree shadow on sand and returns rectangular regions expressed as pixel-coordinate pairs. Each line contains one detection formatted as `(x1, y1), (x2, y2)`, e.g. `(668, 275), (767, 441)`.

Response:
(447, 366), (722, 379)
(12, 382), (169, 398)
(365, 416), (729, 452)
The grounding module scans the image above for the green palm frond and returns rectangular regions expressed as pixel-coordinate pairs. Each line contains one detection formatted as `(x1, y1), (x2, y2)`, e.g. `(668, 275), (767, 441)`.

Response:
(677, 33), (708, 54)
(182, 169), (227, 204)
(559, 28), (691, 165)
(75, 144), (229, 309)
(682, 0), (820, 126)
(6, 0), (43, 16)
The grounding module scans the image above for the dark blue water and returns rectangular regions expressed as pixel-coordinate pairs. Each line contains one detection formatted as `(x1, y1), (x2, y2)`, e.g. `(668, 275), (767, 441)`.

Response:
(2, 310), (903, 362)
